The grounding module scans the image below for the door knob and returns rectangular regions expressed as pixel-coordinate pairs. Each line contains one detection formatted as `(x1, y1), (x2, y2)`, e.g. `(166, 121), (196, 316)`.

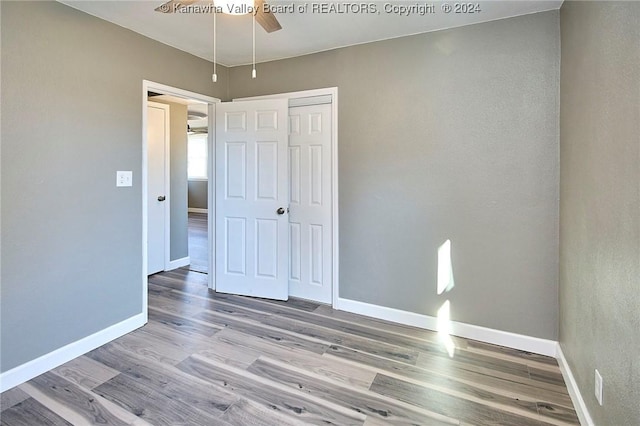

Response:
(276, 207), (286, 215)
(157, 196), (166, 202)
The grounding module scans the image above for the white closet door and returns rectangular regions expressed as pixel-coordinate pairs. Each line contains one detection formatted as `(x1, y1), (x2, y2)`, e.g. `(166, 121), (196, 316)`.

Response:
(288, 103), (332, 303)
(215, 99), (289, 300)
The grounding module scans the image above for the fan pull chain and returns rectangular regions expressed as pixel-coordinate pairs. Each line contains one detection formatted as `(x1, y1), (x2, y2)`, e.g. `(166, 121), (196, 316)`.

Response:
(252, 13), (257, 79)
(212, 10), (218, 83)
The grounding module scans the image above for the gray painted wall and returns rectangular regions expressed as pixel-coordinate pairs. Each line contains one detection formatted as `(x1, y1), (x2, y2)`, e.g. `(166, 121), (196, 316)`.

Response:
(559, 2), (640, 424)
(188, 180), (208, 210)
(0, 0), (227, 372)
(229, 11), (560, 339)
(149, 98), (189, 261)
(1, 1), (563, 377)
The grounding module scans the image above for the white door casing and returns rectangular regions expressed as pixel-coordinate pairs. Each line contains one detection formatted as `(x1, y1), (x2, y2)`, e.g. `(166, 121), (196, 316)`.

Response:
(147, 101), (170, 275)
(215, 99), (289, 300)
(288, 103), (333, 303)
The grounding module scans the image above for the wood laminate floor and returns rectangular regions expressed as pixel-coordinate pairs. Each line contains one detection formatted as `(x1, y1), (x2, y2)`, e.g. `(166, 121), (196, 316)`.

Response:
(1, 269), (579, 425)
(188, 212), (208, 274)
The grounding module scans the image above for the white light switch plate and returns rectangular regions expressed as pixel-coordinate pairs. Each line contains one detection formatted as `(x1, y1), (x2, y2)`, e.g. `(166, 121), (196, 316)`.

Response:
(116, 171), (133, 187)
(595, 369), (603, 406)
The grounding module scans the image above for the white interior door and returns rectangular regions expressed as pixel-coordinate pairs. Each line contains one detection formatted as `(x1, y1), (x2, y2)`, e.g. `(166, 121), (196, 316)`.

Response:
(215, 99), (289, 300)
(288, 103), (333, 303)
(147, 101), (170, 275)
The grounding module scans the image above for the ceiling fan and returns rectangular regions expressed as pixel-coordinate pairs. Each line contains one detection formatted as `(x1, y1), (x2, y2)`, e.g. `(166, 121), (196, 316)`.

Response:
(154, 0), (282, 33)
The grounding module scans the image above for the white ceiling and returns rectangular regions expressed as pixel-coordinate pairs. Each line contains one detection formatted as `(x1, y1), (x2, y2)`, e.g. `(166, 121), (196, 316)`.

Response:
(59, 1), (562, 67)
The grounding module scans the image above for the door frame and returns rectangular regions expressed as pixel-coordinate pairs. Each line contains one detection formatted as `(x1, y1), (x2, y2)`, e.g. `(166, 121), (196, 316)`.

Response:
(232, 87), (339, 308)
(146, 100), (171, 274)
(142, 80), (220, 317)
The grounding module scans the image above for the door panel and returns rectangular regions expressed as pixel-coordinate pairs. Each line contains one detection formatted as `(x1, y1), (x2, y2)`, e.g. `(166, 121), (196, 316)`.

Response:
(147, 102), (169, 275)
(256, 142), (278, 200)
(225, 143), (246, 199)
(288, 103), (333, 303)
(225, 217), (246, 275)
(289, 146), (301, 204)
(216, 99), (289, 300)
(256, 219), (278, 278)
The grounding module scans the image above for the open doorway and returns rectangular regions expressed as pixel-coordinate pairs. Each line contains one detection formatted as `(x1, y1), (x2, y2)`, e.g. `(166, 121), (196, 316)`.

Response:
(142, 81), (219, 302)
(142, 82), (338, 307)
(185, 104), (209, 274)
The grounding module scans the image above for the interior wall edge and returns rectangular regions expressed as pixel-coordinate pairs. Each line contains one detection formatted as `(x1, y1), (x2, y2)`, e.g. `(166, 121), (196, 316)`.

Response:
(556, 343), (596, 426)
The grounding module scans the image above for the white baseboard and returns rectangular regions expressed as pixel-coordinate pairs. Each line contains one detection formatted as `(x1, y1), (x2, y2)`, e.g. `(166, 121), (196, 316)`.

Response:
(556, 343), (594, 426)
(0, 313), (146, 393)
(188, 208), (208, 213)
(167, 256), (190, 271)
(333, 297), (557, 357)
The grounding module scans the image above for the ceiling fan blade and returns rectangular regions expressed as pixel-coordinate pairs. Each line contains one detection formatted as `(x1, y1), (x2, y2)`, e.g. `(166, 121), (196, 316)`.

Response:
(155, 0), (199, 13)
(155, 0), (282, 32)
(255, 0), (282, 33)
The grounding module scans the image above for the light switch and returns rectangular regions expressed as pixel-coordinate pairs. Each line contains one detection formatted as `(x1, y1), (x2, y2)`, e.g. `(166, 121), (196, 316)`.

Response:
(116, 171), (133, 187)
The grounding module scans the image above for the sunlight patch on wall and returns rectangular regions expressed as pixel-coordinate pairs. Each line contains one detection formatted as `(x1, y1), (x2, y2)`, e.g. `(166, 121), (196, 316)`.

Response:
(437, 239), (455, 295)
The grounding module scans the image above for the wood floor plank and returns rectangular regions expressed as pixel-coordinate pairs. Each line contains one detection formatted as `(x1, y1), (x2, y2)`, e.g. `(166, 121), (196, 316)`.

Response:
(93, 374), (228, 426)
(177, 354), (367, 425)
(529, 365), (569, 387)
(22, 373), (144, 425)
(376, 364), (545, 422)
(536, 401), (581, 424)
(106, 327), (193, 366)
(215, 292), (322, 312)
(466, 339), (560, 366)
(151, 288), (216, 311)
(370, 374), (556, 426)
(162, 268), (209, 285)
(195, 334), (262, 370)
(194, 309), (330, 354)
(87, 342), (241, 420)
(220, 398), (302, 426)
(148, 306), (221, 338)
(212, 329), (377, 389)
(50, 355), (119, 390)
(261, 314), (420, 365)
(535, 389), (575, 412)
(175, 287), (320, 317)
(0, 398), (72, 426)
(137, 320), (220, 354)
(165, 290), (272, 322)
(415, 352), (571, 396)
(147, 282), (172, 297)
(0, 387), (30, 411)
(148, 271), (209, 296)
(248, 356), (461, 425)
(187, 212), (208, 274)
(147, 291), (205, 318)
